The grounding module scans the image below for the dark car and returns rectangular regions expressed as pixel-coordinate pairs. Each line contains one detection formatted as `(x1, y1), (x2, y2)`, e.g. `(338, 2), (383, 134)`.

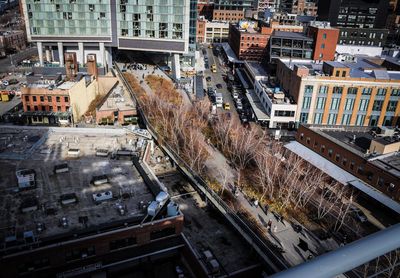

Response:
(206, 76), (212, 82)
(8, 79), (19, 85)
(216, 83), (223, 89)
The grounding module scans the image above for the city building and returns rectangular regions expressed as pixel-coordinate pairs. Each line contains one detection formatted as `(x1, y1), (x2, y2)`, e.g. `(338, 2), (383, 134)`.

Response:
(0, 30), (26, 57)
(229, 21), (272, 61)
(317, 0), (390, 47)
(291, 0), (318, 16)
(254, 0), (278, 12)
(212, 0), (253, 22)
(20, 54), (119, 126)
(268, 22), (339, 62)
(296, 124), (400, 203)
(0, 129), (190, 277)
(276, 57), (400, 127)
(197, 0), (213, 20)
(20, 0), (192, 77)
(197, 19), (230, 44)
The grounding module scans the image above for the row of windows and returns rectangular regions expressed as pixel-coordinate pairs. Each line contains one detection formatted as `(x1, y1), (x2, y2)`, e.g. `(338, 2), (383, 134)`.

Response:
(24, 95), (69, 103)
(303, 95), (398, 112)
(301, 111), (394, 126)
(316, 86), (400, 96)
(26, 105), (68, 112)
(299, 134), (397, 189)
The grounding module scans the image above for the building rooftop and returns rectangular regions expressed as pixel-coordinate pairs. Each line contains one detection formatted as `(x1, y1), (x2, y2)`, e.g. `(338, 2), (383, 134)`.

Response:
(98, 84), (136, 112)
(272, 30), (312, 40)
(246, 61), (269, 78)
(0, 127), (176, 253)
(259, 80), (297, 105)
(282, 57), (400, 81)
(306, 125), (400, 179)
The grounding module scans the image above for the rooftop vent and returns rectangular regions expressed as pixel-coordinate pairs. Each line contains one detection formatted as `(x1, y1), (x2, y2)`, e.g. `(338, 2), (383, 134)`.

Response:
(60, 217), (69, 228)
(54, 163), (69, 174)
(59, 193), (78, 206)
(90, 175), (109, 186)
(376, 127), (395, 137)
(93, 191), (113, 203)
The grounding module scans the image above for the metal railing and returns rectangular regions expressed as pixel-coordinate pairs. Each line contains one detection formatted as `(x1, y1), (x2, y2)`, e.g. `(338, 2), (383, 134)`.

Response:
(115, 62), (289, 274)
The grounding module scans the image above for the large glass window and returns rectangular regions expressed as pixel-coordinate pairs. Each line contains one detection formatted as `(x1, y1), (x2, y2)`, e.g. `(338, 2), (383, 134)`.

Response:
(304, 85), (313, 94)
(344, 98), (355, 111)
(314, 113), (323, 124)
(319, 86), (328, 94)
(342, 114), (351, 125)
(302, 96), (312, 109)
(391, 88), (400, 96)
(347, 87), (358, 95)
(330, 97), (341, 110)
(355, 114), (365, 126)
(300, 113), (308, 123)
(372, 100), (384, 111)
(332, 86), (343, 94)
(387, 101), (398, 112)
(327, 113), (337, 125)
(359, 99), (369, 111)
(316, 97), (326, 109)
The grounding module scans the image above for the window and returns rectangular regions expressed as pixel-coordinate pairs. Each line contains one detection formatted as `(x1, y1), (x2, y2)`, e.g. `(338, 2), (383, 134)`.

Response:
(362, 88), (372, 95)
(319, 86), (328, 94)
(110, 237), (137, 250)
(25, 96), (29, 101)
(387, 101), (398, 112)
(344, 98), (355, 111)
(347, 87), (358, 95)
(314, 113), (323, 124)
(335, 154), (340, 162)
(47, 96), (52, 102)
(56, 96), (60, 102)
(306, 137), (311, 144)
(300, 133), (304, 140)
(372, 100), (383, 111)
(391, 88), (400, 96)
(302, 97), (312, 109)
(64, 97), (69, 102)
(357, 166), (364, 175)
(66, 246), (95, 262)
(100, 12), (106, 19)
(355, 114), (365, 126)
(316, 97), (326, 109)
(40, 96), (44, 102)
(341, 114), (351, 125)
(321, 43), (325, 49)
(332, 87), (343, 94)
(358, 99), (369, 111)
(49, 106), (53, 111)
(350, 161), (355, 170)
(34, 106), (38, 111)
(330, 97), (341, 110)
(323, 33), (327, 39)
(335, 71), (340, 77)
(327, 113), (337, 124)
(377, 88), (387, 95)
(377, 177), (385, 187)
(300, 113), (308, 123)
(27, 105), (31, 111)
(33, 96), (37, 102)
(304, 85), (313, 94)
(150, 227), (176, 240)
(321, 145), (325, 153)
(57, 106), (61, 111)
(88, 4), (95, 11)
(328, 149), (333, 157)
(342, 158), (347, 166)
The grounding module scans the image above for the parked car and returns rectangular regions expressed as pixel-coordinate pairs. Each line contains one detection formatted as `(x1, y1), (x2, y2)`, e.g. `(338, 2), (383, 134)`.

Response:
(223, 103), (230, 110)
(237, 102), (243, 110)
(1, 80), (9, 86)
(206, 76), (212, 82)
(216, 83), (223, 89)
(232, 92), (239, 99)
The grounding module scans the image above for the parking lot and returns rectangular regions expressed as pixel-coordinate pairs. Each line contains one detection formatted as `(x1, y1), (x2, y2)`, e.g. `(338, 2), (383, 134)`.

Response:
(202, 45), (254, 124)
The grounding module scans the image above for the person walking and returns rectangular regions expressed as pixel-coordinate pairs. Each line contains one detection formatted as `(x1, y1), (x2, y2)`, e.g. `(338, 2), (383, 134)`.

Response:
(267, 219), (272, 231)
(264, 204), (269, 215)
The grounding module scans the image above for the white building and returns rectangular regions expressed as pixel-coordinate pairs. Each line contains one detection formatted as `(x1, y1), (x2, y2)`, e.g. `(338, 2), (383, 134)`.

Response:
(202, 21), (230, 44)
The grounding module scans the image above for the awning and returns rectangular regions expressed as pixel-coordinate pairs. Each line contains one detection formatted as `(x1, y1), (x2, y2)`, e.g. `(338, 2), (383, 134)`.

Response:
(245, 89), (270, 121)
(235, 68), (250, 89)
(195, 74), (204, 100)
(221, 42), (243, 64)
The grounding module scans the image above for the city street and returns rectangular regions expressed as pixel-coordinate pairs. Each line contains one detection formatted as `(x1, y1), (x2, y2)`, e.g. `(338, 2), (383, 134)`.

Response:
(0, 47), (37, 73)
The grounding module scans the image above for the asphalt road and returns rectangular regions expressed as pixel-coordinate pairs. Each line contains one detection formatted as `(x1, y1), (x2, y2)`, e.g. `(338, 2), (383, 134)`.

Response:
(203, 47), (239, 119)
(0, 47), (38, 73)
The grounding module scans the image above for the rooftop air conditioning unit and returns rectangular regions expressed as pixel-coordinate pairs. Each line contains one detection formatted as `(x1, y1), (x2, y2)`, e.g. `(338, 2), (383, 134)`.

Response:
(93, 191), (113, 202)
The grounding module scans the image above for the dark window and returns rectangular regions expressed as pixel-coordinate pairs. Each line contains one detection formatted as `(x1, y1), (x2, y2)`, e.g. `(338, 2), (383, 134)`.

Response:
(40, 96), (44, 102)
(377, 177), (385, 186)
(65, 246), (95, 262)
(33, 96), (37, 102)
(357, 166), (364, 175)
(57, 106), (61, 111)
(335, 71), (340, 77)
(41, 105), (45, 111)
(342, 158), (347, 166)
(49, 106), (53, 111)
(34, 106), (38, 111)
(335, 154), (340, 162)
(27, 106), (31, 111)
(321, 145), (325, 153)
(64, 96), (69, 102)
(56, 96), (60, 102)
(328, 149), (333, 157)
(25, 96), (29, 101)
(47, 96), (52, 102)
(109, 237), (137, 250)
(342, 71), (346, 77)
(350, 161), (355, 170)
(306, 137), (311, 144)
(150, 227), (175, 240)
(300, 133), (304, 140)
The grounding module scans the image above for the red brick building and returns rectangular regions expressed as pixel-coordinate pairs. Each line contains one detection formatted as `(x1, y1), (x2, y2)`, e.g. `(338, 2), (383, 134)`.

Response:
(229, 23), (272, 61)
(307, 24), (340, 61)
(213, 9), (244, 22)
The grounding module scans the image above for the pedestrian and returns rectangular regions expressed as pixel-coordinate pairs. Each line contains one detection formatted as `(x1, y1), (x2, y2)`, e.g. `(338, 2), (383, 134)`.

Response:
(267, 219), (272, 231)
(273, 226), (278, 233)
(280, 215), (284, 224)
(264, 204), (269, 215)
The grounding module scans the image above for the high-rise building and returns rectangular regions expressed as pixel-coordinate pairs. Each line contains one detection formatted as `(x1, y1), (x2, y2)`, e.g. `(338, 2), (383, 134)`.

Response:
(317, 0), (390, 47)
(20, 0), (192, 76)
